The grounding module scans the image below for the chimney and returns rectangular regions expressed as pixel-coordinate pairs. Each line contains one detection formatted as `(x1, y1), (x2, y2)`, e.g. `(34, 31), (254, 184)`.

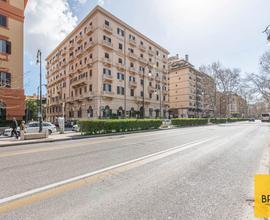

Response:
(185, 54), (189, 62)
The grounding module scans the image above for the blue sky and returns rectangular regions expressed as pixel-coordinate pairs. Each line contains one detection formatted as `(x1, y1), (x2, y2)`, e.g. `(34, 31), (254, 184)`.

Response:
(24, 0), (270, 95)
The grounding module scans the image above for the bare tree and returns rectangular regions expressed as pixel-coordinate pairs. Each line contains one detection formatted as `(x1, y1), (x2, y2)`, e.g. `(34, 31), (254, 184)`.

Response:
(200, 62), (241, 116)
(246, 50), (270, 103)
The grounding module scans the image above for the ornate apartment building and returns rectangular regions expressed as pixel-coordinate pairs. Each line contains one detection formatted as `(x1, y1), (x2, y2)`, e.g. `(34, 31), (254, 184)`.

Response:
(168, 55), (215, 118)
(46, 6), (169, 122)
(0, 0), (27, 120)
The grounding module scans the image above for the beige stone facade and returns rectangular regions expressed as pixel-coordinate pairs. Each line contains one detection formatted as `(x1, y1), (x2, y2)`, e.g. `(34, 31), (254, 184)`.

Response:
(168, 55), (215, 118)
(0, 0), (27, 120)
(46, 6), (169, 122)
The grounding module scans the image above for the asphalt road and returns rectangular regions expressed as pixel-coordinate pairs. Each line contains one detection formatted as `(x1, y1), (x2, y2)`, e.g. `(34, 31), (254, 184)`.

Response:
(0, 121), (269, 220)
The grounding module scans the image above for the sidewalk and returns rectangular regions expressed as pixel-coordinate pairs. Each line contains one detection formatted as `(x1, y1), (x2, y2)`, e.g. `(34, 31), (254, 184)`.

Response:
(0, 128), (170, 147)
(0, 131), (85, 147)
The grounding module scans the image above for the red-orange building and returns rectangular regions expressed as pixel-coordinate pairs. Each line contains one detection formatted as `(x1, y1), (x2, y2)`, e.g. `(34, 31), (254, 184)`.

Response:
(0, 0), (27, 120)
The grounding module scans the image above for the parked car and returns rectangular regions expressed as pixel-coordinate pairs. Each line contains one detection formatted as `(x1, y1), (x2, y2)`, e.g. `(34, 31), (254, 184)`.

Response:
(248, 118), (255, 122)
(72, 124), (80, 132)
(3, 122), (57, 137)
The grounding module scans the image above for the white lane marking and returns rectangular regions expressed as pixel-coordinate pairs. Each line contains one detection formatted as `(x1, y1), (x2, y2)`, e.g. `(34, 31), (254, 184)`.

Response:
(0, 137), (216, 205)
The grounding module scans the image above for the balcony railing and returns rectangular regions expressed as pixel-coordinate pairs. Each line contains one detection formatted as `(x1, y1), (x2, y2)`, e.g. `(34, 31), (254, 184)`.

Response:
(103, 74), (113, 82)
(76, 35), (83, 44)
(102, 57), (113, 66)
(139, 44), (146, 51)
(128, 67), (137, 74)
(116, 63), (125, 70)
(103, 24), (113, 34)
(102, 40), (113, 49)
(128, 39), (137, 46)
(86, 26), (94, 35)
(128, 80), (137, 87)
(128, 52), (137, 60)
(148, 50), (155, 56)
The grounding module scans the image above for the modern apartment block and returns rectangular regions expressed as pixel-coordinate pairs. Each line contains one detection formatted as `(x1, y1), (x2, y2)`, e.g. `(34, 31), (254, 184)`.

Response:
(0, 0), (27, 120)
(216, 91), (247, 117)
(46, 6), (169, 122)
(168, 55), (215, 118)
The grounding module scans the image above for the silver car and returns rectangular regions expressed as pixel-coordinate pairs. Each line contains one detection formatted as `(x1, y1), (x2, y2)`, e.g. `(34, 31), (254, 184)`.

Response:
(4, 122), (57, 137)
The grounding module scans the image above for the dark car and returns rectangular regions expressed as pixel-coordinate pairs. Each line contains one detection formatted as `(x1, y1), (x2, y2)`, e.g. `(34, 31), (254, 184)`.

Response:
(248, 118), (255, 122)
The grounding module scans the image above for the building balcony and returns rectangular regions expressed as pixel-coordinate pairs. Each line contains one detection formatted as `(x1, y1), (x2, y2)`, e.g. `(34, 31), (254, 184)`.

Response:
(155, 76), (161, 82)
(128, 67), (137, 74)
(86, 26), (94, 35)
(102, 57), (113, 66)
(135, 96), (150, 104)
(76, 35), (83, 44)
(103, 24), (113, 34)
(138, 56), (147, 64)
(139, 44), (146, 51)
(68, 55), (75, 63)
(61, 49), (67, 56)
(128, 52), (137, 60)
(102, 91), (115, 99)
(75, 51), (83, 58)
(87, 58), (93, 67)
(86, 41), (95, 51)
(71, 77), (87, 88)
(128, 39), (137, 46)
(148, 86), (155, 93)
(102, 40), (113, 50)
(103, 74), (113, 82)
(148, 50), (155, 56)
(116, 63), (125, 71)
(69, 42), (75, 50)
(162, 57), (167, 63)
(128, 80), (137, 87)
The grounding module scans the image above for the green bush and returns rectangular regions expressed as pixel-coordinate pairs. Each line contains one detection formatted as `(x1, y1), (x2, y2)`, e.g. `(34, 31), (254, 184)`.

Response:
(210, 118), (248, 124)
(227, 118), (248, 123)
(79, 119), (162, 135)
(171, 118), (208, 127)
(210, 118), (227, 124)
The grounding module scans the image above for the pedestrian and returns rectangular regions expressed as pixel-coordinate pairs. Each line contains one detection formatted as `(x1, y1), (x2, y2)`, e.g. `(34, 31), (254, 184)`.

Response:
(20, 120), (26, 133)
(11, 117), (19, 139)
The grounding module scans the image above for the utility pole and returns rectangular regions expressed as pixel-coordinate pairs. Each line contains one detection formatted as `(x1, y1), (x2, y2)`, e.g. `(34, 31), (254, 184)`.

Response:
(36, 49), (42, 133)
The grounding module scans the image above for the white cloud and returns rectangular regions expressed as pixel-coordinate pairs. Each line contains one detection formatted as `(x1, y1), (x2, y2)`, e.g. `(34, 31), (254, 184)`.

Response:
(97, 0), (105, 6)
(76, 0), (88, 4)
(24, 0), (78, 60)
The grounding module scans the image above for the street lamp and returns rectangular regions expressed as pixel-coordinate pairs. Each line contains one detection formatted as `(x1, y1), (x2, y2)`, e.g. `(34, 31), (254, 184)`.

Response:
(36, 49), (42, 133)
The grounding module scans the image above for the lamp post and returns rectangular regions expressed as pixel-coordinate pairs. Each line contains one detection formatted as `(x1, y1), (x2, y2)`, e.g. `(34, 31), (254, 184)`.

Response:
(36, 50), (42, 133)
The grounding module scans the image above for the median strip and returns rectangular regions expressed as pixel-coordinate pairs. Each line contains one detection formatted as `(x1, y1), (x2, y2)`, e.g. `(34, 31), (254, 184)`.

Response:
(0, 137), (216, 213)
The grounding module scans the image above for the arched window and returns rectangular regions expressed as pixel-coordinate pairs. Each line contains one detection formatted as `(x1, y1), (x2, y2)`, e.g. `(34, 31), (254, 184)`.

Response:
(78, 107), (82, 118)
(117, 107), (124, 118)
(87, 106), (93, 118)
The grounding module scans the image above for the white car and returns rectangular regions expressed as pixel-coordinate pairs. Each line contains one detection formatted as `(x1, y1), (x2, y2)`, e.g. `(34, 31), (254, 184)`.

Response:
(72, 124), (80, 132)
(4, 122), (57, 137)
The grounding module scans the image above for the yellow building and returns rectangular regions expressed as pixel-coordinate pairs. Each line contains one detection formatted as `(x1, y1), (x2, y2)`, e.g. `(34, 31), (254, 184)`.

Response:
(0, 0), (27, 120)
(168, 55), (215, 118)
(46, 6), (169, 122)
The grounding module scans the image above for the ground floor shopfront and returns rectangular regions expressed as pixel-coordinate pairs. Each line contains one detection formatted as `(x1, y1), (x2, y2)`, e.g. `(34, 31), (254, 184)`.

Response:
(47, 96), (169, 123)
(0, 88), (25, 120)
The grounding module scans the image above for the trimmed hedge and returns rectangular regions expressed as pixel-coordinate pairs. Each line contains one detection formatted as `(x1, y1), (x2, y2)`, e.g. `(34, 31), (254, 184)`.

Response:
(210, 118), (248, 124)
(79, 119), (162, 135)
(210, 118), (227, 124)
(171, 118), (208, 127)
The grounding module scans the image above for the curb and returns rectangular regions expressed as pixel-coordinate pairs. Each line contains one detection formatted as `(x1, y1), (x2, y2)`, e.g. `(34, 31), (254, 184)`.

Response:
(0, 128), (168, 148)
